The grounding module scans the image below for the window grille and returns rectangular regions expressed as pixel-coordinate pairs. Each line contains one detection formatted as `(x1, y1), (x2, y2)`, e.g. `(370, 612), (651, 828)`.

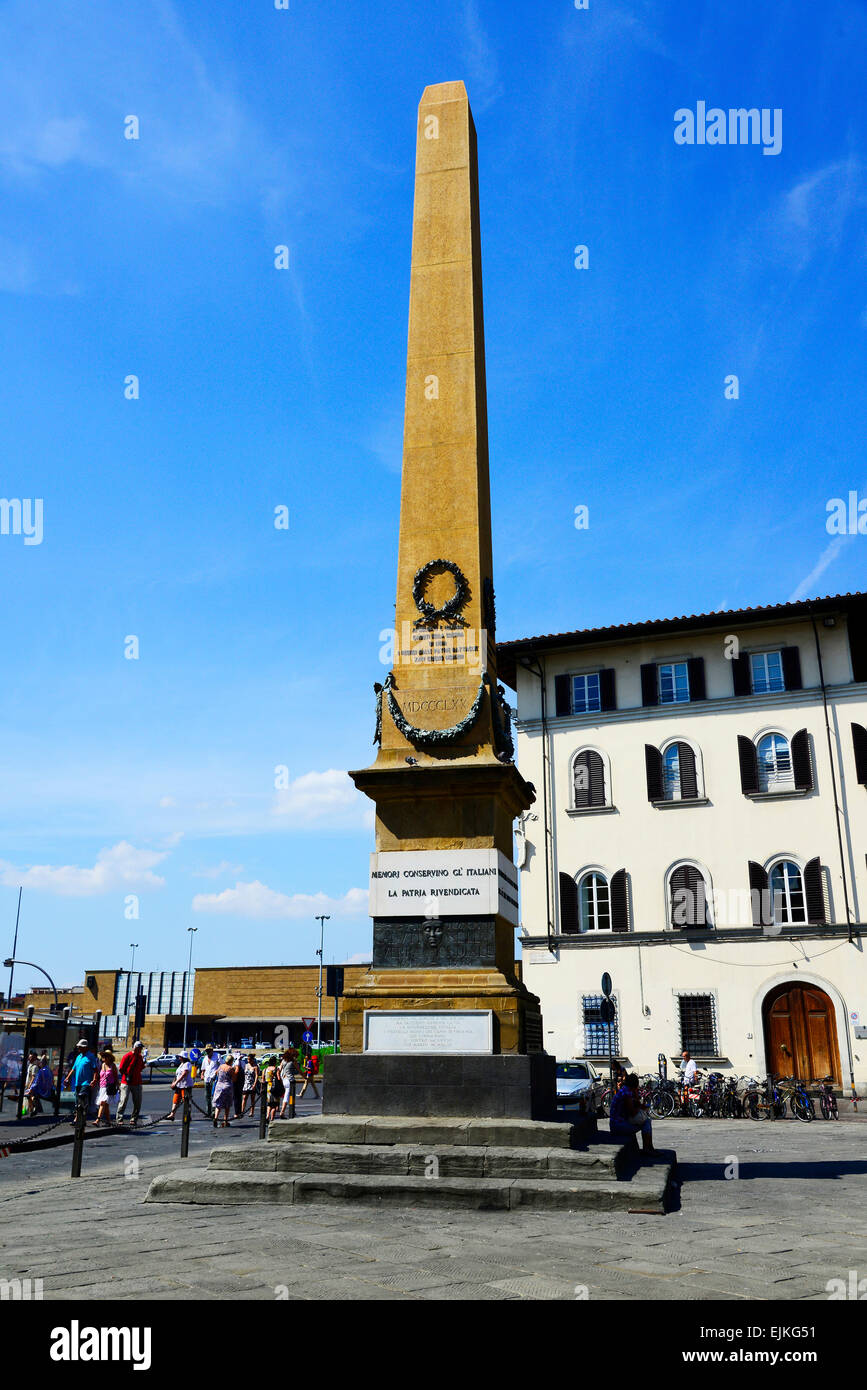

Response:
(677, 993), (717, 1054)
(582, 993), (619, 1056)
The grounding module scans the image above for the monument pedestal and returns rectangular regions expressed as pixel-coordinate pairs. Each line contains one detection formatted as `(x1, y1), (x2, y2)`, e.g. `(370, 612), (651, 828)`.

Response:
(323, 1052), (556, 1120)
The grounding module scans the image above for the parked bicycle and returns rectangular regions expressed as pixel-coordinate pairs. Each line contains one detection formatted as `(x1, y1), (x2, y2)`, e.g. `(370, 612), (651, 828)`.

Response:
(816, 1076), (839, 1120)
(777, 1075), (814, 1122)
(741, 1074), (786, 1120)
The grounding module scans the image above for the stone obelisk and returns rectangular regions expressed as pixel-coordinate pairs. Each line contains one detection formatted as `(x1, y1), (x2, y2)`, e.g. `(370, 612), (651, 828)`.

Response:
(331, 82), (553, 1119)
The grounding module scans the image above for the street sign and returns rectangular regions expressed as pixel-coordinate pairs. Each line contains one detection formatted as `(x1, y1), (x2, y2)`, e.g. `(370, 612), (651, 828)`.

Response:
(302, 1030), (313, 1045)
(326, 965), (345, 998)
(601, 972), (612, 998)
(189, 1047), (201, 1063)
(301, 1017), (315, 1030)
(599, 998), (616, 1024)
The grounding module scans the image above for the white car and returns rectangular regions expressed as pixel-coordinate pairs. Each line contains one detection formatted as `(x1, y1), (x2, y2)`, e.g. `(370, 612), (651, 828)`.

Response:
(555, 1060), (603, 1113)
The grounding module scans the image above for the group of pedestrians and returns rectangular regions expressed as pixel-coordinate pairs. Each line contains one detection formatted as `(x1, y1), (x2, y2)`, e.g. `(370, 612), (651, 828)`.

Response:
(199, 1045), (319, 1128)
(22, 1051), (54, 1115)
(61, 1038), (147, 1126)
(7, 1033), (322, 1129)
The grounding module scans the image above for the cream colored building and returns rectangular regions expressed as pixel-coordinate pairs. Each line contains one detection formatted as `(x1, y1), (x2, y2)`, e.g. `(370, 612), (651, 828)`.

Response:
(499, 593), (867, 1091)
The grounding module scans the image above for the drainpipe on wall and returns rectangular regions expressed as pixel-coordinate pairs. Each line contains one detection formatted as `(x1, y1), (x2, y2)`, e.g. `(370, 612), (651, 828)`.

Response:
(519, 656), (555, 953)
(808, 608), (858, 1102)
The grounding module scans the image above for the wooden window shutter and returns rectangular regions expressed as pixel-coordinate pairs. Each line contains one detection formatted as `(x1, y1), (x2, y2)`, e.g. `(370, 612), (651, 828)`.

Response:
(670, 865), (707, 928)
(781, 646), (802, 691)
(687, 656), (706, 701)
(610, 869), (629, 933)
(645, 744), (663, 801)
(640, 663), (658, 707)
(737, 735), (759, 794)
(678, 742), (698, 799)
(852, 722), (867, 785)
(574, 750), (605, 807)
(599, 667), (616, 711)
(554, 674), (572, 717)
(791, 728), (813, 791)
(732, 653), (751, 696)
(803, 857), (825, 923)
(587, 750), (605, 806)
(559, 872), (579, 934)
(748, 861), (769, 927)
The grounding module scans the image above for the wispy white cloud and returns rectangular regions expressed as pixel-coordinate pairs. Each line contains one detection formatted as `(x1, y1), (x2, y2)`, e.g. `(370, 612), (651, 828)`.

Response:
(191, 860), (245, 880)
(0, 841), (168, 897)
(788, 535), (851, 602)
(773, 159), (864, 272)
(461, 0), (503, 113)
(192, 881), (367, 920)
(272, 769), (371, 829)
(0, 0), (296, 210)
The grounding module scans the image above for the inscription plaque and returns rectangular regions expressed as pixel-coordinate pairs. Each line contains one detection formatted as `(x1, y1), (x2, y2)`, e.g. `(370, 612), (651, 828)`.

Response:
(373, 916), (497, 968)
(363, 1009), (494, 1055)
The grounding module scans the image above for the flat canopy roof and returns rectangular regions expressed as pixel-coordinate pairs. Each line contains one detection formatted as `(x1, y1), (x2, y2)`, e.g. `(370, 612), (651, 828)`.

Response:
(214, 1016), (311, 1024)
(497, 591), (866, 688)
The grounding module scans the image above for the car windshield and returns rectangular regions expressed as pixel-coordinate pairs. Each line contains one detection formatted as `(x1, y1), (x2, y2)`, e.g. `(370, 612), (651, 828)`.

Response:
(556, 1063), (589, 1079)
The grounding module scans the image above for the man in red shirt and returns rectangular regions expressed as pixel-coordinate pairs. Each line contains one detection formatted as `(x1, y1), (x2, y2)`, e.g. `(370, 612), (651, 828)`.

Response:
(116, 1040), (145, 1125)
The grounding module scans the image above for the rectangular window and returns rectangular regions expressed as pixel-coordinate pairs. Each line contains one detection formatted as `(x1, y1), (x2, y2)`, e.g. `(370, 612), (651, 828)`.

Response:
(658, 662), (690, 704)
(582, 994), (619, 1057)
(751, 651), (784, 694)
(572, 672), (601, 714)
(677, 993), (718, 1054)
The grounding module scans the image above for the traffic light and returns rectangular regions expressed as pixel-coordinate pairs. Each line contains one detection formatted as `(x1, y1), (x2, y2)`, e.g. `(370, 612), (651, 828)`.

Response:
(325, 965), (344, 998)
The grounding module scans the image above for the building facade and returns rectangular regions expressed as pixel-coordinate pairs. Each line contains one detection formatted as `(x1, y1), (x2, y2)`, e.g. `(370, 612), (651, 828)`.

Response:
(79, 964), (371, 1051)
(499, 593), (867, 1091)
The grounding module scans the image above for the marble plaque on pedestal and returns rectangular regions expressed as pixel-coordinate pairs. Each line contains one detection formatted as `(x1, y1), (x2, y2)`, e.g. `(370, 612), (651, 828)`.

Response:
(363, 1009), (493, 1055)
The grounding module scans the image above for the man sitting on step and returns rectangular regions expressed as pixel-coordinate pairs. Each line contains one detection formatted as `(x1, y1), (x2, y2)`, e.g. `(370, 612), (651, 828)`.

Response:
(609, 1073), (655, 1157)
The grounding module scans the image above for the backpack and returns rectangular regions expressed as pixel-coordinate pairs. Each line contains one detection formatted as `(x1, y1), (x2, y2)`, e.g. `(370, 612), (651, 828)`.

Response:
(271, 1070), (285, 1099)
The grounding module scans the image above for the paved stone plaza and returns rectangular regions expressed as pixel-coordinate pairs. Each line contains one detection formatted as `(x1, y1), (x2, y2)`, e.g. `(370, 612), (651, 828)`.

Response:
(0, 1112), (865, 1300)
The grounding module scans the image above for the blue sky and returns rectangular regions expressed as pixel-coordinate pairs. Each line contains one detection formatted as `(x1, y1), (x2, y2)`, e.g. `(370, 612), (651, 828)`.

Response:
(1, 0), (865, 989)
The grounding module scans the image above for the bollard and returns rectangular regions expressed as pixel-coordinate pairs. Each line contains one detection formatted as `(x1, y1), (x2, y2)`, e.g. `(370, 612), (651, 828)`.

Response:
(258, 1080), (268, 1140)
(180, 1088), (191, 1158)
(287, 1073), (296, 1120)
(70, 1097), (87, 1178)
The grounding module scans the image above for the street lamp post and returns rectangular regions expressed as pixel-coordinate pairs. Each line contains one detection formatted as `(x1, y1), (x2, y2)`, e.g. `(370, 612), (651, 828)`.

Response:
(129, 942), (139, 976)
(182, 927), (197, 1053)
(314, 915), (330, 1047)
(3, 958), (58, 1013)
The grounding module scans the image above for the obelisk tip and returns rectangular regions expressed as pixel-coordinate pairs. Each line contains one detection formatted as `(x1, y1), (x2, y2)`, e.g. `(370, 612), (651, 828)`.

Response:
(419, 80), (469, 107)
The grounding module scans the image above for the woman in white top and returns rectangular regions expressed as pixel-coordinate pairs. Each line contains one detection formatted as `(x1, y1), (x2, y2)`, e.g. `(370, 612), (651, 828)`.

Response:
(169, 1055), (192, 1120)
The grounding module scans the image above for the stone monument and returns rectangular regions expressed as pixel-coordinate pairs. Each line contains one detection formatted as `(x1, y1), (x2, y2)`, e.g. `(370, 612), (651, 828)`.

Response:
(326, 80), (554, 1119)
(145, 84), (676, 1210)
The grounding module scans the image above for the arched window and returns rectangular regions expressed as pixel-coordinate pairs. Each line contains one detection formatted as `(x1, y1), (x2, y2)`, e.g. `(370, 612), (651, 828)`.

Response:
(646, 740), (701, 801)
(579, 871), (610, 931)
(572, 748), (607, 808)
(769, 860), (806, 924)
(757, 733), (794, 793)
(669, 864), (711, 928)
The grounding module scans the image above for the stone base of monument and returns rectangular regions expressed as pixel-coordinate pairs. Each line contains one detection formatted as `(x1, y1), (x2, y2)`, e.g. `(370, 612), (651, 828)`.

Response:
(144, 1117), (676, 1213)
(322, 1053), (556, 1120)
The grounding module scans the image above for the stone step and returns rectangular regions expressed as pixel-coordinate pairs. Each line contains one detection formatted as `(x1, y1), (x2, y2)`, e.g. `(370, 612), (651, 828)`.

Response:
(207, 1141), (622, 1181)
(146, 1165), (672, 1213)
(267, 1116), (578, 1149)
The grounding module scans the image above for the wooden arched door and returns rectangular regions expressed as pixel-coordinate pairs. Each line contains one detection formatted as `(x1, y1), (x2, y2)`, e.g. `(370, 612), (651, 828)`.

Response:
(763, 982), (841, 1085)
